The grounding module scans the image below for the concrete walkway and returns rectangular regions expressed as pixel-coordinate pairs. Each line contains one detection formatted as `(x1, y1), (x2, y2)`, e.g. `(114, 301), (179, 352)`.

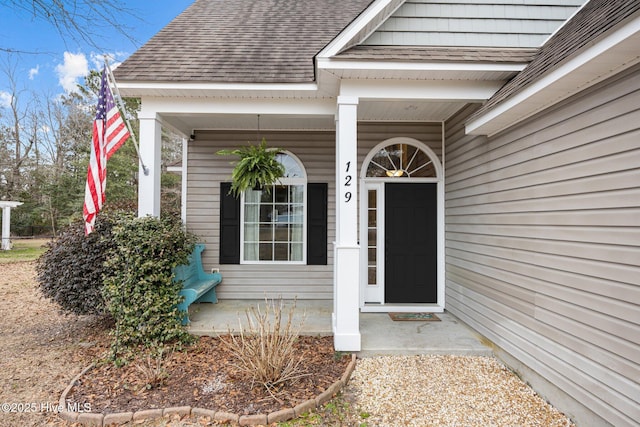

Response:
(187, 299), (492, 357)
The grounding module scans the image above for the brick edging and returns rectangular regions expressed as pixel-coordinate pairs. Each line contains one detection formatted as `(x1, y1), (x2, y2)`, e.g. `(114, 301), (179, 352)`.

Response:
(58, 353), (357, 426)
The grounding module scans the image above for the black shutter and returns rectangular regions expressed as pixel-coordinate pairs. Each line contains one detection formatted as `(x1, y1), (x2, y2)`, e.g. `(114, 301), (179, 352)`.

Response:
(219, 182), (240, 264)
(307, 183), (328, 265)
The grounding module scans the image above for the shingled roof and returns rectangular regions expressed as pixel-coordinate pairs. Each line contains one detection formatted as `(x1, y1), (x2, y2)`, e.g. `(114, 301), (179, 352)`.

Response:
(470, 0), (640, 120)
(114, 0), (373, 84)
(335, 46), (538, 63)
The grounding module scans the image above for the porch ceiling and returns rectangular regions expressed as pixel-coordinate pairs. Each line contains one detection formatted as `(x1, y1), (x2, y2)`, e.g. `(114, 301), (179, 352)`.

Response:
(160, 99), (470, 135)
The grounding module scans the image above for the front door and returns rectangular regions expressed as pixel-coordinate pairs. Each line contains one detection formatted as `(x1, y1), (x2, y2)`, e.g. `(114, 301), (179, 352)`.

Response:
(385, 183), (437, 303)
(360, 138), (443, 310)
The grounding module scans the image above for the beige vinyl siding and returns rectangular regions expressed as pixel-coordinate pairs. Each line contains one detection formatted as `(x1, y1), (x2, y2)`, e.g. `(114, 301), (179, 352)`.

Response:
(444, 65), (640, 426)
(363, 0), (584, 48)
(186, 122), (442, 299)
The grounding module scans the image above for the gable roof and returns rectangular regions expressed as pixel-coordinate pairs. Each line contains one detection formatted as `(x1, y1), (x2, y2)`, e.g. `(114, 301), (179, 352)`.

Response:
(467, 0), (640, 135)
(114, 0), (374, 84)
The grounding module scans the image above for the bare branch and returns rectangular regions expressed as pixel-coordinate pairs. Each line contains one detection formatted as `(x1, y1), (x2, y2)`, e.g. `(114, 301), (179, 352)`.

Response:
(0, 0), (142, 51)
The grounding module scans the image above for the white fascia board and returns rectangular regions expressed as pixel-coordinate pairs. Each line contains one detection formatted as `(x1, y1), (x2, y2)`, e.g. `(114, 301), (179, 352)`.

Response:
(139, 96), (336, 117)
(340, 79), (505, 101)
(318, 0), (404, 59)
(318, 58), (526, 73)
(116, 81), (318, 97)
(539, 1), (588, 47)
(467, 16), (640, 136)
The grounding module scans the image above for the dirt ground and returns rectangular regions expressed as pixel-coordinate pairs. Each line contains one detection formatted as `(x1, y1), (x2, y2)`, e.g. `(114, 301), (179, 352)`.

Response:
(0, 261), (356, 427)
(0, 261), (108, 427)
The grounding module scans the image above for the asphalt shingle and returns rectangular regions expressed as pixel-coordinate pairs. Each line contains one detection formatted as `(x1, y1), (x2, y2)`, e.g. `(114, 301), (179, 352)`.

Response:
(336, 46), (538, 63)
(114, 0), (374, 83)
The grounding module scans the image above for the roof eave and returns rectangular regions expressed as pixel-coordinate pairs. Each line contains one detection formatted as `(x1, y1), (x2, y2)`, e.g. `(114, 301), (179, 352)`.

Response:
(318, 58), (527, 73)
(466, 15), (640, 137)
(318, 0), (404, 59)
(115, 81), (320, 98)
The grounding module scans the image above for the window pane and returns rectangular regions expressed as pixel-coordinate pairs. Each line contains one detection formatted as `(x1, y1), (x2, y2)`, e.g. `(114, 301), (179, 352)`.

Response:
(291, 224), (303, 242)
(290, 185), (304, 203)
(245, 204), (259, 222)
(259, 224), (273, 240)
(290, 243), (303, 261)
(368, 229), (376, 246)
(244, 224), (258, 241)
(274, 185), (289, 203)
(365, 143), (436, 178)
(368, 248), (376, 262)
(259, 243), (273, 260)
(245, 189), (261, 203)
(368, 190), (376, 208)
(274, 243), (288, 261)
(368, 210), (376, 227)
(260, 190), (273, 203)
(274, 226), (289, 242)
(368, 267), (376, 285)
(277, 153), (304, 178)
(260, 205), (273, 222)
(274, 204), (289, 223)
(290, 205), (304, 224)
(244, 243), (259, 261)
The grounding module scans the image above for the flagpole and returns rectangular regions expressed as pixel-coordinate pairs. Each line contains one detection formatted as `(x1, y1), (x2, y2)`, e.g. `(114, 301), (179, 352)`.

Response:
(103, 57), (150, 176)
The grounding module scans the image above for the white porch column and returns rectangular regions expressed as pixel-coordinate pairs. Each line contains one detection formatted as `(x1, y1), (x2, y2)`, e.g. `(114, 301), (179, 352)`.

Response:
(333, 96), (361, 351)
(138, 112), (162, 217)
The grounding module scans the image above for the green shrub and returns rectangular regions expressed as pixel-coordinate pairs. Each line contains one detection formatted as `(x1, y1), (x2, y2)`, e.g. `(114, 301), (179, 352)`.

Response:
(102, 215), (197, 358)
(35, 213), (119, 316)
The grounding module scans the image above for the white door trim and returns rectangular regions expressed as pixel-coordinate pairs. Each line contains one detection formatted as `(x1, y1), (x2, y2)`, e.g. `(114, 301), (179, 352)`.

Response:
(359, 137), (445, 313)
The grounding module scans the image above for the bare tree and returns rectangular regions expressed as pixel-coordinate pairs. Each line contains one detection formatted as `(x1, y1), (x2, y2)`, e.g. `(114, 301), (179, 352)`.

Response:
(0, 63), (37, 200)
(0, 0), (139, 52)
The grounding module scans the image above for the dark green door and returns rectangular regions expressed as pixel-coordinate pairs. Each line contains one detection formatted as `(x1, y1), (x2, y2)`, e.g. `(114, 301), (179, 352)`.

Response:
(385, 183), (437, 303)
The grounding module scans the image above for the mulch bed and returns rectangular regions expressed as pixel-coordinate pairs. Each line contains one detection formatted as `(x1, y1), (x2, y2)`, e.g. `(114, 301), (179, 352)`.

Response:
(66, 335), (350, 416)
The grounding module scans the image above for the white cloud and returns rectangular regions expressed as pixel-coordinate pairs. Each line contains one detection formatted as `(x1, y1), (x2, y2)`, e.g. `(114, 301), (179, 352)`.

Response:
(55, 52), (89, 93)
(0, 91), (12, 108)
(28, 65), (40, 80)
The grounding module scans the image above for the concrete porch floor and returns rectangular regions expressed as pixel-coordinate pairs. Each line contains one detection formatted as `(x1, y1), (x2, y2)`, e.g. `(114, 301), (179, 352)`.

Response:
(187, 300), (492, 357)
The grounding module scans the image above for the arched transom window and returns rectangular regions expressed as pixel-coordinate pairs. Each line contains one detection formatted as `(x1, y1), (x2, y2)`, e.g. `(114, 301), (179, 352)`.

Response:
(365, 143), (437, 178)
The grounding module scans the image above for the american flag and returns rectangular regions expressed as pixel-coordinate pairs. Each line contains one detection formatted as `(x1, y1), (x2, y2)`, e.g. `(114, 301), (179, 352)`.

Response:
(83, 67), (130, 234)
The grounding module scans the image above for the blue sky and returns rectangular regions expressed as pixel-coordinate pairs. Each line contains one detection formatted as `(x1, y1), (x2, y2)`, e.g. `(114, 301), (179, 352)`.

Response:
(0, 1), (193, 105)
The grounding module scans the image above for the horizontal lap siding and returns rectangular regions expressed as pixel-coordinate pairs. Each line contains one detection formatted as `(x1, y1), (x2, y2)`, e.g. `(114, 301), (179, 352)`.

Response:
(186, 122), (441, 299)
(444, 66), (640, 426)
(186, 130), (335, 299)
(363, 0), (583, 48)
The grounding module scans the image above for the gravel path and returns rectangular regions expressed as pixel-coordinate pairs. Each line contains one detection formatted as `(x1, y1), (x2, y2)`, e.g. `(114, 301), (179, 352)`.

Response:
(344, 355), (575, 427)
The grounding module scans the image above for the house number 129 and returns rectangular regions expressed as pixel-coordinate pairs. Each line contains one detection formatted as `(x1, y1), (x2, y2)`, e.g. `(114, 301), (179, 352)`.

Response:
(344, 161), (352, 203)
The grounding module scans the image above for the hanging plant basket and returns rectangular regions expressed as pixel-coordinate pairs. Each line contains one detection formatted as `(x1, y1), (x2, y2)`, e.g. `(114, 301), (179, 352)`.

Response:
(217, 138), (285, 198)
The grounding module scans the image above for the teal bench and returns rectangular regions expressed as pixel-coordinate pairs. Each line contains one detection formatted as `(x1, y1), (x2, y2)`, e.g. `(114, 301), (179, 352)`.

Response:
(174, 244), (222, 325)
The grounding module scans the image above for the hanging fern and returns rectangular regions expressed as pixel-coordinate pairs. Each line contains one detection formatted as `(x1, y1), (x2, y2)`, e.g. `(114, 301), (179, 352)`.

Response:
(217, 138), (285, 197)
